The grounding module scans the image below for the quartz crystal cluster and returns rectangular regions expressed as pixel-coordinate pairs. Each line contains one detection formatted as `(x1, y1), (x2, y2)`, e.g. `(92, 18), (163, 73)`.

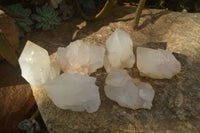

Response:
(43, 72), (100, 113)
(104, 29), (135, 72)
(57, 40), (105, 75)
(104, 69), (155, 110)
(18, 41), (60, 87)
(137, 47), (181, 79)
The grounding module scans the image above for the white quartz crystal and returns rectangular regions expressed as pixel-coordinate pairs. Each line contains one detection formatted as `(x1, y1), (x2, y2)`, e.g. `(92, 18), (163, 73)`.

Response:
(57, 40), (105, 75)
(18, 41), (51, 87)
(104, 29), (135, 72)
(43, 72), (100, 113)
(137, 47), (181, 79)
(104, 69), (155, 110)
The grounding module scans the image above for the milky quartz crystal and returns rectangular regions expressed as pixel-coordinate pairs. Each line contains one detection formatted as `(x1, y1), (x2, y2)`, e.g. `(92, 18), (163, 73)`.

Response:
(137, 47), (181, 79)
(18, 41), (60, 87)
(43, 72), (100, 113)
(18, 41), (51, 87)
(104, 69), (155, 110)
(104, 29), (135, 72)
(57, 40), (105, 75)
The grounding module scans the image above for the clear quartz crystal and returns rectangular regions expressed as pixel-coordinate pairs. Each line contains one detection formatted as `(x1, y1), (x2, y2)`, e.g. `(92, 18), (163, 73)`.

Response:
(104, 69), (155, 110)
(104, 29), (135, 72)
(137, 47), (181, 79)
(18, 41), (51, 87)
(43, 72), (101, 113)
(18, 41), (60, 87)
(57, 40), (105, 75)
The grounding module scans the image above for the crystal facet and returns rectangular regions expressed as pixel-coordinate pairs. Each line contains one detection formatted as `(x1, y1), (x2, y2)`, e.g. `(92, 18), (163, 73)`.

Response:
(57, 40), (105, 75)
(104, 69), (155, 110)
(137, 47), (181, 79)
(43, 72), (100, 113)
(104, 29), (135, 72)
(49, 61), (60, 80)
(18, 41), (51, 87)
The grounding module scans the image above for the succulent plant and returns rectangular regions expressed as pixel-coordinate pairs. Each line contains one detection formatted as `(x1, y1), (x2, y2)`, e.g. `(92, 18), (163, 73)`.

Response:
(6, 4), (33, 37)
(31, 5), (61, 31)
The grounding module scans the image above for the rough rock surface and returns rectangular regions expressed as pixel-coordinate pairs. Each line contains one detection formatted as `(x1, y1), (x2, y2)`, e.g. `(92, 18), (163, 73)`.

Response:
(0, 10), (19, 60)
(104, 29), (135, 72)
(104, 69), (154, 110)
(43, 72), (100, 113)
(22, 5), (200, 133)
(137, 47), (181, 79)
(57, 40), (105, 75)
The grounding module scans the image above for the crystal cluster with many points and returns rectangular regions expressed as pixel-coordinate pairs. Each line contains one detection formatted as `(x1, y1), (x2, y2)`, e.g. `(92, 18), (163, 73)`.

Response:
(104, 69), (155, 110)
(43, 72), (100, 113)
(137, 47), (181, 79)
(104, 29), (135, 72)
(57, 40), (105, 75)
(18, 41), (60, 87)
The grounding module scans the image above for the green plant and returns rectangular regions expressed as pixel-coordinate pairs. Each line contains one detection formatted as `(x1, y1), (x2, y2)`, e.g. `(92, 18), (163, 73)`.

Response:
(31, 5), (61, 31)
(6, 4), (33, 37)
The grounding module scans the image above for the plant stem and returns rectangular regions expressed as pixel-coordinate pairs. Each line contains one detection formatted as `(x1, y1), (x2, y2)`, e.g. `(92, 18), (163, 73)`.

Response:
(76, 0), (117, 21)
(133, 0), (146, 30)
(30, 109), (40, 120)
(94, 0), (117, 21)
(0, 32), (18, 67)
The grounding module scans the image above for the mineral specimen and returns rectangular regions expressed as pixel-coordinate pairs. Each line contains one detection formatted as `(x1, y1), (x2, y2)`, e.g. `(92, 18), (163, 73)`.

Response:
(104, 29), (135, 72)
(43, 72), (101, 113)
(18, 41), (51, 87)
(104, 69), (155, 110)
(57, 40), (105, 75)
(137, 47), (181, 79)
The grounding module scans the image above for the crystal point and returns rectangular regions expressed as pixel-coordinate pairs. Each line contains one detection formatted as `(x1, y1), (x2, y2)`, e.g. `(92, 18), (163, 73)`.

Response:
(18, 41), (51, 87)
(104, 29), (135, 72)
